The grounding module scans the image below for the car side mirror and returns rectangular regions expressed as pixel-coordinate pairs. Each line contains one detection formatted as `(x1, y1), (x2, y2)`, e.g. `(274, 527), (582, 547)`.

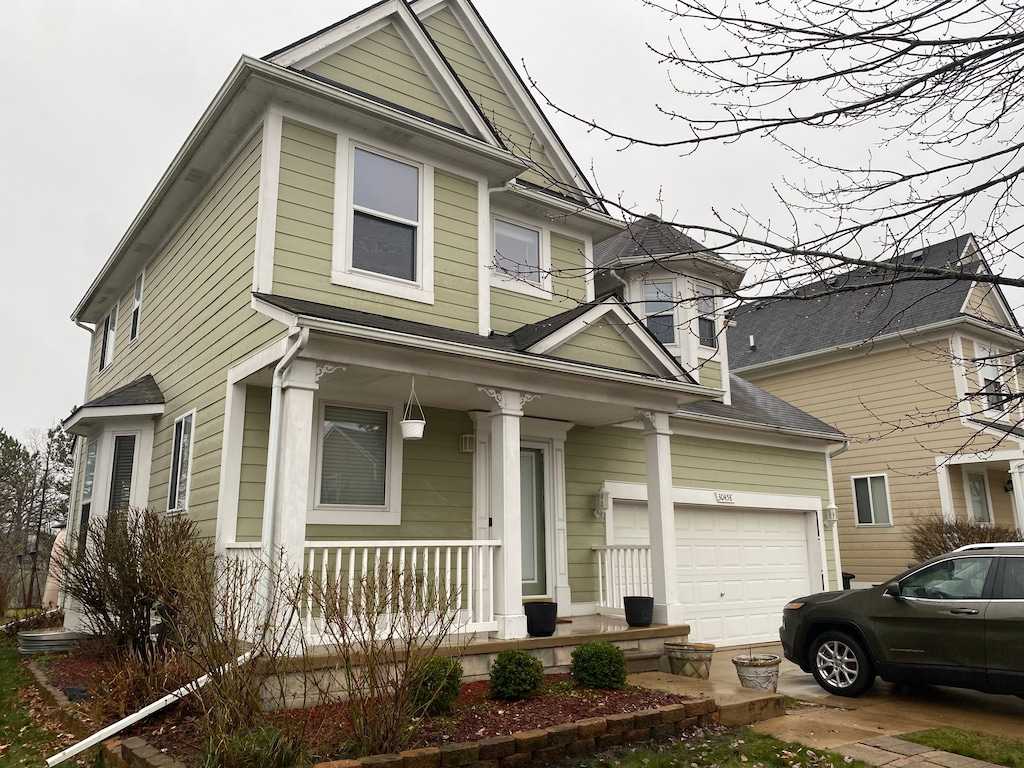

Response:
(883, 581), (902, 599)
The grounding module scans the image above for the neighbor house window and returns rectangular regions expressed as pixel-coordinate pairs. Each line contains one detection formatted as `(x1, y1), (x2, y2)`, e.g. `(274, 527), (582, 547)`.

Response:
(696, 284), (717, 349)
(494, 219), (541, 285)
(319, 405), (389, 507)
(853, 474), (891, 525)
(168, 412), (194, 512)
(978, 346), (1006, 413)
(100, 308), (117, 371)
(351, 148), (419, 282)
(644, 282), (676, 344)
(108, 435), (136, 512)
(965, 470), (993, 523)
(130, 274), (144, 342)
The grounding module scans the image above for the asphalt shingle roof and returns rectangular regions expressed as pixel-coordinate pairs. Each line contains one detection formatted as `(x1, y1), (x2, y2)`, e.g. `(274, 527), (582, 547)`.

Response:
(79, 374), (165, 409)
(727, 234), (995, 370)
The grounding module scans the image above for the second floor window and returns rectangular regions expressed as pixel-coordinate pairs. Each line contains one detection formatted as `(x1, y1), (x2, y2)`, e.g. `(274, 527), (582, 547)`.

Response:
(977, 346), (1006, 413)
(351, 148), (419, 282)
(130, 274), (144, 342)
(100, 308), (117, 371)
(644, 282), (676, 344)
(696, 284), (717, 348)
(494, 219), (541, 285)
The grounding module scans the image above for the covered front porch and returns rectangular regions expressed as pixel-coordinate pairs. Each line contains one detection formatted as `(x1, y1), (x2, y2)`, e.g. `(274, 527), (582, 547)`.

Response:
(217, 295), (722, 642)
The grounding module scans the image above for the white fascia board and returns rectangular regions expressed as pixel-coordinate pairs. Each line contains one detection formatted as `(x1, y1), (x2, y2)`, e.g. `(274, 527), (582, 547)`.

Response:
(499, 183), (623, 241)
(435, 0), (604, 209)
(73, 56), (527, 324)
(606, 252), (747, 285)
(526, 300), (689, 381)
(63, 403), (165, 435)
(249, 295), (712, 400)
(268, 0), (497, 143)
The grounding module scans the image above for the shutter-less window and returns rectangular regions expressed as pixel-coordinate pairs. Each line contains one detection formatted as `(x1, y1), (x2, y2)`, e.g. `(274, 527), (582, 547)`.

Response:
(320, 405), (388, 506)
(169, 414), (193, 510)
(108, 435), (136, 511)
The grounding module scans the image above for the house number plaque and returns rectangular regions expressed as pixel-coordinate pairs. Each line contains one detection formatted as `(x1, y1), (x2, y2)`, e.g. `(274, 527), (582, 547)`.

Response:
(715, 492), (734, 504)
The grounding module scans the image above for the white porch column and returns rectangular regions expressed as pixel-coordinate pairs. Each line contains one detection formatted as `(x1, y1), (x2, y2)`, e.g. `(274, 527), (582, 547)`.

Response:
(639, 410), (685, 624)
(484, 388), (527, 639)
(1011, 462), (1024, 531)
(272, 358), (319, 573)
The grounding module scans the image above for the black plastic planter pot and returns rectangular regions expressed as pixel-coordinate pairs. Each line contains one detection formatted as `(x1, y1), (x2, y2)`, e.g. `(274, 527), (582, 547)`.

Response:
(623, 595), (654, 627)
(523, 601), (558, 637)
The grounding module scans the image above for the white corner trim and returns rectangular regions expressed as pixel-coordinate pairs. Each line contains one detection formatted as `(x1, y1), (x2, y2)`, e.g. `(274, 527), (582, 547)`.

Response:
(934, 460), (956, 522)
(215, 381), (248, 554)
(477, 180), (492, 336)
(253, 109), (284, 295)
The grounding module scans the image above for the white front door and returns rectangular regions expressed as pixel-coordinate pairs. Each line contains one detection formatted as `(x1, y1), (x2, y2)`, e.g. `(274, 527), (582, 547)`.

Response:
(521, 446), (548, 597)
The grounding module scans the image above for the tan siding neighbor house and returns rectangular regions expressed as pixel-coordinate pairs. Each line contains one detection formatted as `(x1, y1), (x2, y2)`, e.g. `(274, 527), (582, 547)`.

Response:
(61, 0), (844, 649)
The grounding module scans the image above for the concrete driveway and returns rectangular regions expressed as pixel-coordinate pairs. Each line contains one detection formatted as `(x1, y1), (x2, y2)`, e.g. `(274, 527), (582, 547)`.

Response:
(633, 643), (1024, 751)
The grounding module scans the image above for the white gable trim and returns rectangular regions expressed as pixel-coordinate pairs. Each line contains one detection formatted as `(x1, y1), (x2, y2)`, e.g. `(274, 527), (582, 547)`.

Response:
(418, 0), (600, 206)
(267, 0), (496, 144)
(526, 301), (689, 380)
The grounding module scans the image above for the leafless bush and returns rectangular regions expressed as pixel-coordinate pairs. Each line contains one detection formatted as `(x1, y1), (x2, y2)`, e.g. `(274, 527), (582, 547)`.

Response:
(310, 563), (466, 757)
(907, 515), (1023, 562)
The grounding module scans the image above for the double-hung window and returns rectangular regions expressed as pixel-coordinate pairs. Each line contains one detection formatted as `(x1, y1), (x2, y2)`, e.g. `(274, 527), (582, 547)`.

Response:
(314, 403), (403, 525)
(695, 284), (718, 349)
(852, 474), (891, 525)
(643, 282), (676, 345)
(108, 435), (136, 512)
(494, 219), (542, 285)
(100, 308), (117, 371)
(978, 345), (1006, 413)
(168, 412), (194, 513)
(351, 148), (420, 283)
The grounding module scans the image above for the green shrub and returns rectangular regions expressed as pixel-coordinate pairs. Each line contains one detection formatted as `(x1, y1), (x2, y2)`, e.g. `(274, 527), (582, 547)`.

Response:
(489, 648), (543, 700)
(412, 655), (463, 716)
(570, 641), (627, 688)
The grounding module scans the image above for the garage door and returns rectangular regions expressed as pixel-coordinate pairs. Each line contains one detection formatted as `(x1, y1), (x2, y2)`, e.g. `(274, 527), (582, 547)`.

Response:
(615, 503), (813, 645)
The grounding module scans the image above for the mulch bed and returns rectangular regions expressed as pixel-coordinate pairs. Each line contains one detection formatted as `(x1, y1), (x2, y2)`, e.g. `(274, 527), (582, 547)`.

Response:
(35, 655), (693, 767)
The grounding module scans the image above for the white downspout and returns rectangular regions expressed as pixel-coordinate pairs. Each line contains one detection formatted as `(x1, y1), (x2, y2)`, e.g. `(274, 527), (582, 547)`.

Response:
(260, 327), (310, 596)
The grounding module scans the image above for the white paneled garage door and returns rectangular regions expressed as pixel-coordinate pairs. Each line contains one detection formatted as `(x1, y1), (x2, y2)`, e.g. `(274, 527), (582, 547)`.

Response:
(614, 503), (813, 646)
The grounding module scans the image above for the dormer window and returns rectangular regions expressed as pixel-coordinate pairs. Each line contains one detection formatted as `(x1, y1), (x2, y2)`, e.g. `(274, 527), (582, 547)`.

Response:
(644, 282), (677, 345)
(696, 284), (717, 349)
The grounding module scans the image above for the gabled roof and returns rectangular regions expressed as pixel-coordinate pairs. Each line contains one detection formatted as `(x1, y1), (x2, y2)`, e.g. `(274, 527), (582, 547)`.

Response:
(595, 216), (745, 290)
(63, 375), (165, 435)
(678, 375), (845, 440)
(728, 234), (1021, 371)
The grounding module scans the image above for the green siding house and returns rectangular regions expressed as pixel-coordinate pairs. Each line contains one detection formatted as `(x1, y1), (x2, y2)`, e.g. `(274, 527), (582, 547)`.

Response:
(62, 0), (845, 647)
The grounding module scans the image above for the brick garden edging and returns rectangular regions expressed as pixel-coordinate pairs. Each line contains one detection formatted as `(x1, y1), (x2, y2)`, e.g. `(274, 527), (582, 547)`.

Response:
(26, 659), (719, 768)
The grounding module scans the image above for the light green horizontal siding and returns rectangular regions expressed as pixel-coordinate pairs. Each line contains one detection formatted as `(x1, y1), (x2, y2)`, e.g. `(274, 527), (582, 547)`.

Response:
(236, 386), (271, 541)
(85, 130), (280, 539)
(490, 233), (588, 333)
(697, 359), (722, 390)
(549, 319), (653, 374)
(421, 8), (560, 189)
(306, 407), (474, 540)
(272, 120), (479, 333)
(305, 26), (457, 125)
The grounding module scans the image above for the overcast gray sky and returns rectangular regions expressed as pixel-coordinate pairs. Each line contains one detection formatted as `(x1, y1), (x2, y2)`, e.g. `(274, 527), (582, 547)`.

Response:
(0, 0), (1002, 439)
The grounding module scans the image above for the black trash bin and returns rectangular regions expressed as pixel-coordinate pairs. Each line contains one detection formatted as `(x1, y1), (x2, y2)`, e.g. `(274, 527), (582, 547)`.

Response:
(842, 572), (856, 590)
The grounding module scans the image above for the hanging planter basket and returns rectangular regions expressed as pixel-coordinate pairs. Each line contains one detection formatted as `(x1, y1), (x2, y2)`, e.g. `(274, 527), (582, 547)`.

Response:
(401, 379), (426, 440)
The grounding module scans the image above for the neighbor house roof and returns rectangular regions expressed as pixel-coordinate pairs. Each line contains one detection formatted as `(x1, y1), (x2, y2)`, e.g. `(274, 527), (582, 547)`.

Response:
(728, 234), (1017, 371)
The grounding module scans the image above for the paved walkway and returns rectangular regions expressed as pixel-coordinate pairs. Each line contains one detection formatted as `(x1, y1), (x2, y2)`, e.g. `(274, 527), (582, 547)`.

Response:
(633, 643), (1022, 767)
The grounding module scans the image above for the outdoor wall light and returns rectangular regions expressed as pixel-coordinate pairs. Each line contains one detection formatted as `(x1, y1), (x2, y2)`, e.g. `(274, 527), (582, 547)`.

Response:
(594, 488), (611, 518)
(823, 504), (839, 529)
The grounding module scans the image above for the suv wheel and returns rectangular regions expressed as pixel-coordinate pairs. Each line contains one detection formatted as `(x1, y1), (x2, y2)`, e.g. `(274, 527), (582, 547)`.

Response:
(810, 631), (876, 697)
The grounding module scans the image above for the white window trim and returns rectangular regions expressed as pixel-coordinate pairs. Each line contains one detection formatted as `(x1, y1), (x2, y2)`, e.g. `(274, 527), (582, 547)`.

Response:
(331, 140), (435, 304)
(976, 343), (1007, 418)
(851, 473), (893, 527)
(129, 273), (144, 344)
(99, 307), (117, 372)
(490, 215), (552, 299)
(962, 468), (994, 525)
(309, 400), (404, 526)
(167, 411), (196, 515)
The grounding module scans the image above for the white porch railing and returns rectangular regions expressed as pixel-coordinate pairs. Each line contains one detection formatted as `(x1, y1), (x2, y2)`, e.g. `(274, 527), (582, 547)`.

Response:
(224, 540), (500, 642)
(593, 544), (652, 613)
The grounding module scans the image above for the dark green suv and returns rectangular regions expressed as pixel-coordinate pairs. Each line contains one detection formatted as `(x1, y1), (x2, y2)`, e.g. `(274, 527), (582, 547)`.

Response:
(780, 543), (1024, 697)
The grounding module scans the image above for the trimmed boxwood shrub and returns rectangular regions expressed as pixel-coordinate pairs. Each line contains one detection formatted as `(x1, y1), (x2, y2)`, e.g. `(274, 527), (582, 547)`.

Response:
(412, 656), (463, 716)
(570, 641), (627, 688)
(489, 648), (543, 700)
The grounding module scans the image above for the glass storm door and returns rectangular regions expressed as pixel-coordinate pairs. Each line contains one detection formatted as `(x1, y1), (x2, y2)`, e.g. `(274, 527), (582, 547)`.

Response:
(521, 447), (547, 597)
